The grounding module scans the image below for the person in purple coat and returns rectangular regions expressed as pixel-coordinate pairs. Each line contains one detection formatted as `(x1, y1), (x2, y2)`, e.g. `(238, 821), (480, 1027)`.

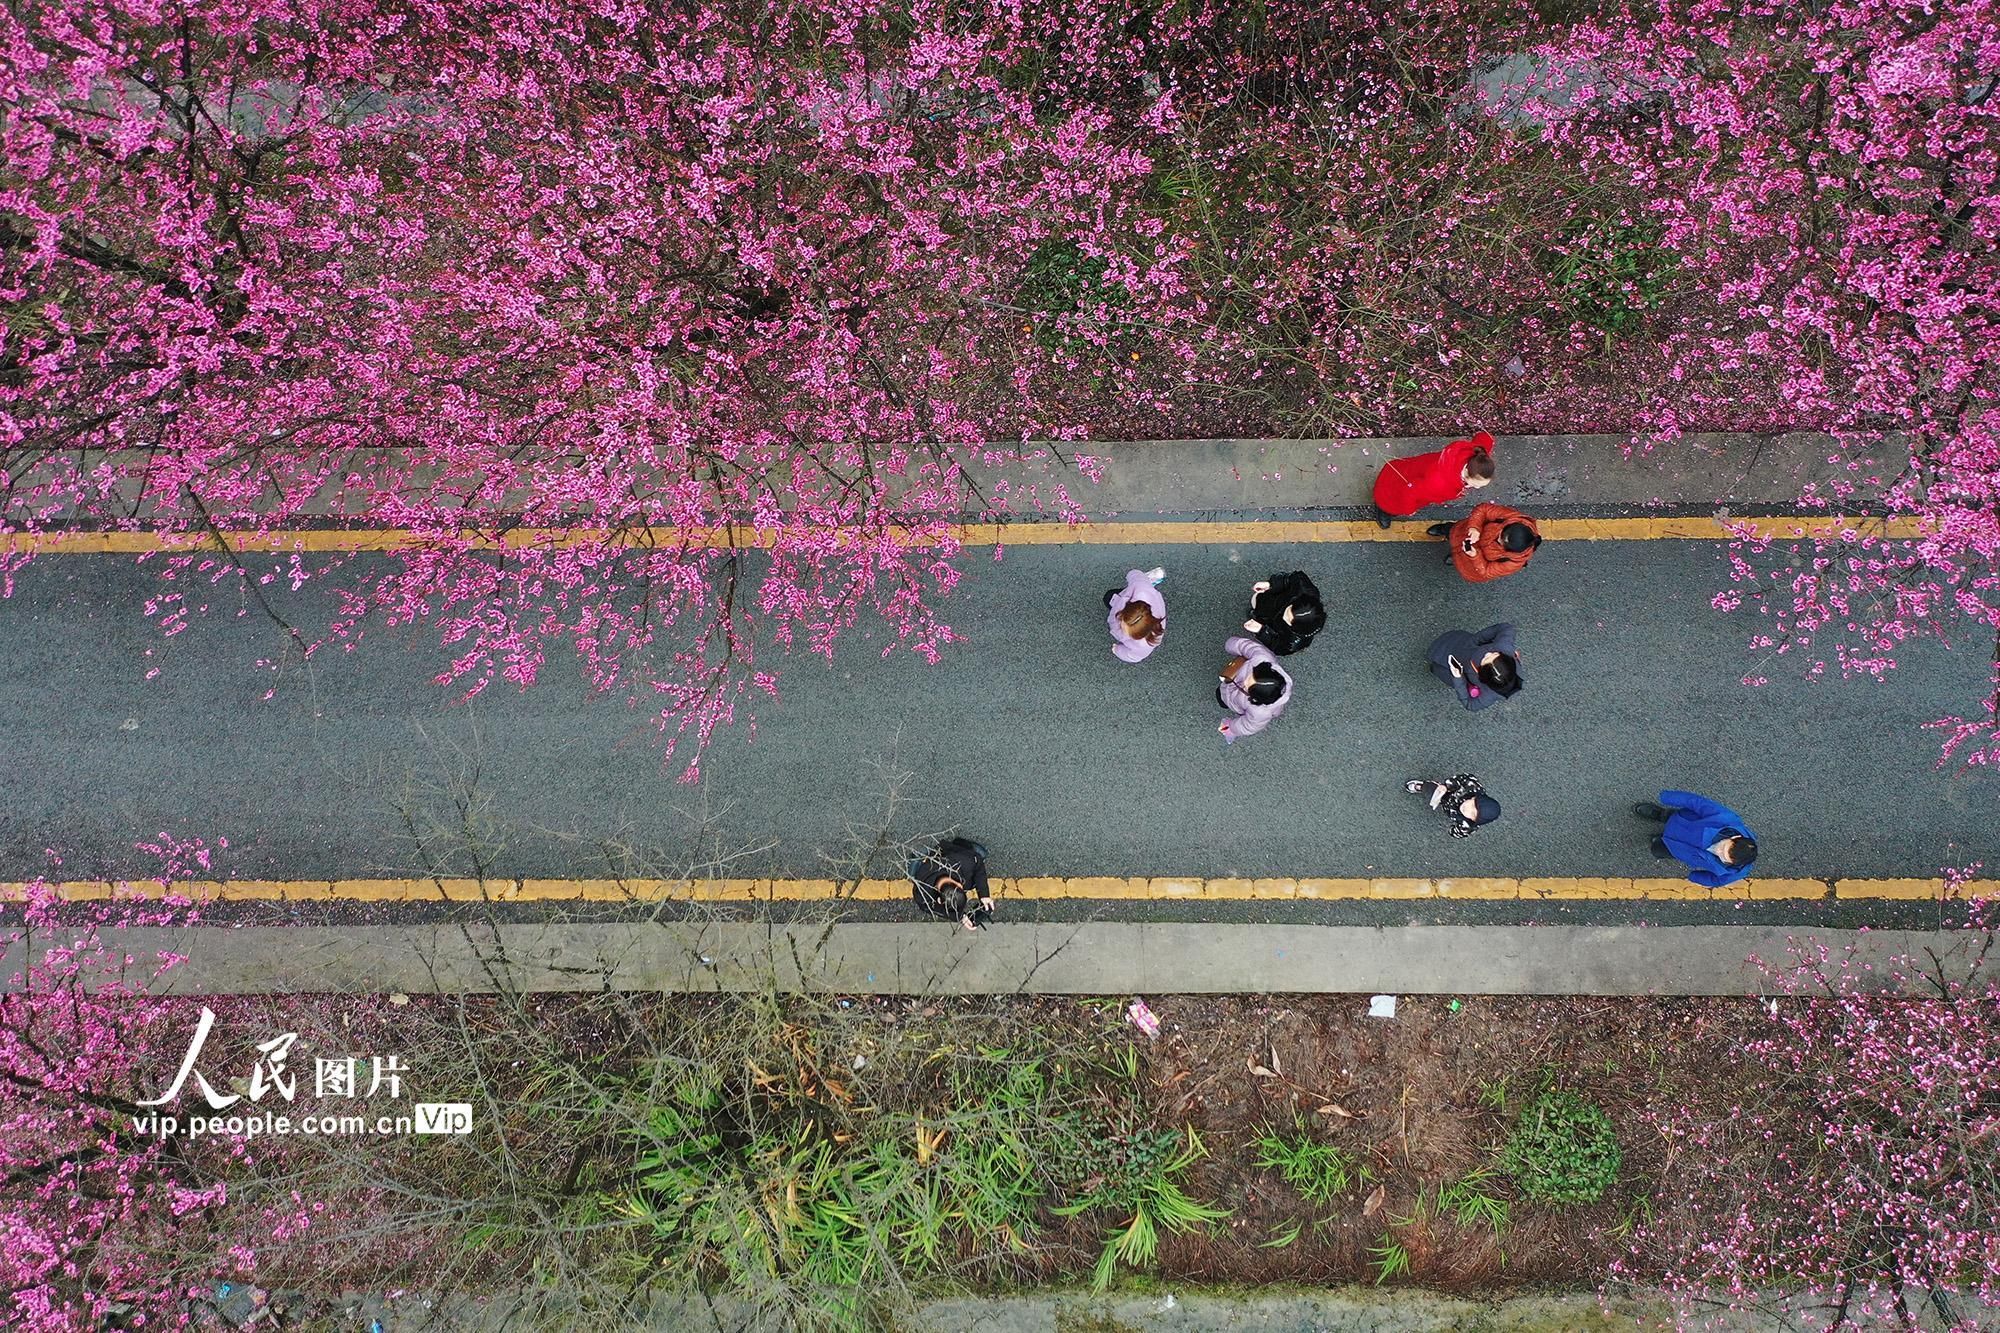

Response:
(1217, 635), (1293, 742)
(1105, 567), (1167, 663)
(1632, 791), (1759, 887)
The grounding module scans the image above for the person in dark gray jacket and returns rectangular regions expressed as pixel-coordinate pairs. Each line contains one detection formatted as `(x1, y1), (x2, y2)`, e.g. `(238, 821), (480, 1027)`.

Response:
(1425, 624), (1522, 711)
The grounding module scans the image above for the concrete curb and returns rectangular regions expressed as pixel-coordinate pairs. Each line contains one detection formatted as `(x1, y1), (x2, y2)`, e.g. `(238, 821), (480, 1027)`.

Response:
(16, 922), (1990, 997)
(902, 1289), (1998, 1333)
(980, 430), (1901, 518)
(239, 1285), (2000, 1333)
(15, 432), (1901, 525)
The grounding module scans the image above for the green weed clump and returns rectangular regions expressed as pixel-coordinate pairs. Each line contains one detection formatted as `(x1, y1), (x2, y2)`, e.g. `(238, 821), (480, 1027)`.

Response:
(604, 1008), (1214, 1327)
(1436, 1165), (1510, 1234)
(613, 1039), (1083, 1328)
(1369, 1236), (1412, 1284)
(1543, 213), (1678, 337)
(1053, 1121), (1231, 1291)
(1252, 1117), (1366, 1204)
(1500, 1088), (1622, 1205)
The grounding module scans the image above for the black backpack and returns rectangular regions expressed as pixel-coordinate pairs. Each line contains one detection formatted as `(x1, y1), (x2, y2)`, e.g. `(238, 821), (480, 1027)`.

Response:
(910, 837), (992, 927)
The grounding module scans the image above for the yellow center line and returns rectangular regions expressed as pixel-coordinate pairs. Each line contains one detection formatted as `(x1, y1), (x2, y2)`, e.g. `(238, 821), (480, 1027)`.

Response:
(0, 515), (1929, 555)
(4, 875), (1987, 903)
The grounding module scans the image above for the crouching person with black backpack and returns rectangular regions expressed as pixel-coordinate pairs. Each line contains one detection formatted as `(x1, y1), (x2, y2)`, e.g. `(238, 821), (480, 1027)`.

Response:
(911, 836), (995, 931)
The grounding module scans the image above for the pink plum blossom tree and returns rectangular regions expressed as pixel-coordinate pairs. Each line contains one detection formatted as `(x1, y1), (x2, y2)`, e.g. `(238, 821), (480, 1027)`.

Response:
(3, 0), (1996, 768)
(1626, 906), (1999, 1330)
(0, 871), (214, 1330)
(1496, 0), (1999, 759)
(0, 0), (1205, 778)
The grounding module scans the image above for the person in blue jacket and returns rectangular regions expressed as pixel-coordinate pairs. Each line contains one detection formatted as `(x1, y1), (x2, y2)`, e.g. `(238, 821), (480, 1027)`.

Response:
(1632, 791), (1758, 887)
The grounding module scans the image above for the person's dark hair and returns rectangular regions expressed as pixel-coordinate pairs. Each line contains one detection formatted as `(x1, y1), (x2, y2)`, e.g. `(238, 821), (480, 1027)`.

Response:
(1463, 448), (1496, 482)
(1286, 594), (1327, 636)
(919, 871), (970, 922)
(1500, 522), (1540, 553)
(1468, 794), (1501, 825)
(1722, 834), (1758, 866)
(1245, 662), (1284, 706)
(1477, 654), (1519, 692)
(1118, 601), (1163, 645)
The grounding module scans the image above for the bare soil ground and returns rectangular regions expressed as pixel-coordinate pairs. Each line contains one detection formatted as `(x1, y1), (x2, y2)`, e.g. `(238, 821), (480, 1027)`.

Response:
(1124, 993), (1754, 1288)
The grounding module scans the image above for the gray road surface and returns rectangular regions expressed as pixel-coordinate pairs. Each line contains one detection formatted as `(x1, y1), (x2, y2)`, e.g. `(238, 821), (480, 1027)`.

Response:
(0, 539), (1990, 887)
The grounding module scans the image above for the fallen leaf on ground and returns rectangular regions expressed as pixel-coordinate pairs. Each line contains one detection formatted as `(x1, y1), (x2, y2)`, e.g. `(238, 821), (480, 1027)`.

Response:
(1247, 1057), (1276, 1078)
(1363, 1184), (1387, 1218)
(1316, 1103), (1355, 1119)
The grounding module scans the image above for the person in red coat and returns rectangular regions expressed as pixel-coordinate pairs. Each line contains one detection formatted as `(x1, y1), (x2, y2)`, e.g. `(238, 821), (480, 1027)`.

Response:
(1428, 502), (1542, 583)
(1371, 431), (1495, 528)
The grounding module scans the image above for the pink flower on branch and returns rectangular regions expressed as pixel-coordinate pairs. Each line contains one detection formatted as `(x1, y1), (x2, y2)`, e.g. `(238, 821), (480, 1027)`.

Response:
(1623, 894), (2000, 1328)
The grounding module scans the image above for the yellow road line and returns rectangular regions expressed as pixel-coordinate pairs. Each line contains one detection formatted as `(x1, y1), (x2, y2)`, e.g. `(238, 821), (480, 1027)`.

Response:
(0, 515), (1929, 555)
(6, 875), (1990, 904)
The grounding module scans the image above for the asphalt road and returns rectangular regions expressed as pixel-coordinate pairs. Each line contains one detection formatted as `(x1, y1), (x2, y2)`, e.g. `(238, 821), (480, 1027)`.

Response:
(1, 541), (1992, 885)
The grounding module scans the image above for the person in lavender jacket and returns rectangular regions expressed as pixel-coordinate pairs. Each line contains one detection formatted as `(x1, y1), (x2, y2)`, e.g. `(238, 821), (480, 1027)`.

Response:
(1105, 567), (1167, 663)
(1216, 635), (1293, 742)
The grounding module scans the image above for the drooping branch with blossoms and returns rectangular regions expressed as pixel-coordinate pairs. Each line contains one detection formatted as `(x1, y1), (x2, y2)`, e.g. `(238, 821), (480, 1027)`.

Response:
(0, 862), (213, 1330)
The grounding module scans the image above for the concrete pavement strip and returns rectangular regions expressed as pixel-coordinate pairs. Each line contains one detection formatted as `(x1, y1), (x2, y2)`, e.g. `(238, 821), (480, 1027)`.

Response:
(9, 922), (1990, 997)
(984, 430), (1906, 517)
(6, 874), (1990, 903)
(350, 1287), (2000, 1332)
(897, 1290), (1998, 1333)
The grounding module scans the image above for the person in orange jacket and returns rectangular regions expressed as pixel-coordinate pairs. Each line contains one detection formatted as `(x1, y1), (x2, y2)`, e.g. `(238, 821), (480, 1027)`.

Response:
(1427, 503), (1542, 582)
(1371, 430), (1495, 529)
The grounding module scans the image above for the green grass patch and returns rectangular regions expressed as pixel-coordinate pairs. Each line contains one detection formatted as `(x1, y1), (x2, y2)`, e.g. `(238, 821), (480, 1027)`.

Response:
(1542, 213), (1679, 337)
(1054, 1122), (1232, 1291)
(1500, 1088), (1622, 1206)
(1018, 239), (1134, 355)
(1252, 1116), (1367, 1204)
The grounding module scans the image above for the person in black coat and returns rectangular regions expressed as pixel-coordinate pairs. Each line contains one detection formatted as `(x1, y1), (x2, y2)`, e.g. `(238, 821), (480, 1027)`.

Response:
(1425, 624), (1522, 711)
(1244, 571), (1325, 656)
(910, 836), (995, 931)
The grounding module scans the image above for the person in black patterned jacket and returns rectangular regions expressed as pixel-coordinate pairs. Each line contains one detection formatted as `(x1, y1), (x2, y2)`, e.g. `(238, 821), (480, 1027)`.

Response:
(1403, 773), (1501, 837)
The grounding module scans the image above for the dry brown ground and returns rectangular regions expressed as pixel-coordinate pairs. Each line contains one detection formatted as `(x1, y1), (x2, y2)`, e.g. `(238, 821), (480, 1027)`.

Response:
(1124, 994), (1760, 1288)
